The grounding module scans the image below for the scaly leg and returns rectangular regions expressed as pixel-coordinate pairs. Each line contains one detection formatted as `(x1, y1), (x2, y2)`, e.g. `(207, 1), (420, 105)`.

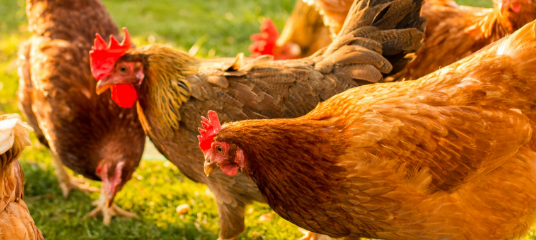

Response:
(87, 188), (139, 225)
(50, 150), (99, 197)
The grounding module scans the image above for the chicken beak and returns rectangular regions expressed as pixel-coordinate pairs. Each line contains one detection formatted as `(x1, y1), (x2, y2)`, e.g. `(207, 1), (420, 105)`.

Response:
(96, 79), (113, 95)
(204, 159), (217, 177)
(106, 192), (116, 208)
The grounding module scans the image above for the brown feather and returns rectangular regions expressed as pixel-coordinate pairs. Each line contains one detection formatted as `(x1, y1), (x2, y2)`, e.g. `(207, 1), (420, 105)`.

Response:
(17, 0), (146, 224)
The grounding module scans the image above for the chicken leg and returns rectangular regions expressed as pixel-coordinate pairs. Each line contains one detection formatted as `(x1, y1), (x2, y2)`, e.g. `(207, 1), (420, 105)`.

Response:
(50, 150), (99, 197)
(215, 200), (246, 240)
(87, 188), (139, 225)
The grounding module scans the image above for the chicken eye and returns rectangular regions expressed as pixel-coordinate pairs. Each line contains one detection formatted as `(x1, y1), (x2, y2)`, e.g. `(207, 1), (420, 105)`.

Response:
(119, 66), (127, 72)
(216, 146), (223, 153)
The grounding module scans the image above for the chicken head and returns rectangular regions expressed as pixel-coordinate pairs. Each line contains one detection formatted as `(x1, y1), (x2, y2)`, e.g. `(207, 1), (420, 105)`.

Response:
(91, 27), (142, 108)
(199, 111), (244, 177)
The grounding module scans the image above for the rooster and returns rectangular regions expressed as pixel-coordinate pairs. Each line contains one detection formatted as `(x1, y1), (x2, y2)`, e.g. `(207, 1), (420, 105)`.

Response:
(201, 19), (536, 240)
(90, 0), (424, 238)
(0, 114), (44, 240)
(17, 0), (145, 224)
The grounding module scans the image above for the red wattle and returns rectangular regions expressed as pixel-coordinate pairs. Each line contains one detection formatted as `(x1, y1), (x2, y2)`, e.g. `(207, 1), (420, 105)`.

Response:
(110, 84), (138, 108)
(221, 164), (239, 177)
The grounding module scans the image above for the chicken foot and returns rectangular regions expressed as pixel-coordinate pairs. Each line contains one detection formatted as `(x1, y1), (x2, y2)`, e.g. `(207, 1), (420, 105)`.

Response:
(50, 150), (99, 197)
(87, 188), (139, 225)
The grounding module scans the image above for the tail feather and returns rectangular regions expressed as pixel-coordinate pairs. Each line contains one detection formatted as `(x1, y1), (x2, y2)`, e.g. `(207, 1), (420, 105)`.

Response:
(313, 0), (425, 84)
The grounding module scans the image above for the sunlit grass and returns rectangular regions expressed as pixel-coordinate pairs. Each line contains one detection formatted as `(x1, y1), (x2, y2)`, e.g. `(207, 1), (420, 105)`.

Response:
(0, 0), (303, 239)
(0, 0), (529, 239)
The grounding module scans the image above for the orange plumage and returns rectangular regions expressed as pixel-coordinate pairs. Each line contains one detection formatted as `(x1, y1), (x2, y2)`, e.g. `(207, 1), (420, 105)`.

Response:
(202, 20), (536, 240)
(403, 0), (536, 79)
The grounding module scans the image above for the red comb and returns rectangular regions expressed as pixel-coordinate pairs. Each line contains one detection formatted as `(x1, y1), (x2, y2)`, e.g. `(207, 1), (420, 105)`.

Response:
(90, 27), (132, 80)
(249, 18), (279, 57)
(198, 111), (222, 153)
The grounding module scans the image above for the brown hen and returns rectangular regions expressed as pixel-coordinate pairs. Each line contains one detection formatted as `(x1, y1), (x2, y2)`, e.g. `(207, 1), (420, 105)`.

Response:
(202, 19), (536, 240)
(17, 0), (145, 224)
(0, 114), (43, 240)
(90, 0), (424, 238)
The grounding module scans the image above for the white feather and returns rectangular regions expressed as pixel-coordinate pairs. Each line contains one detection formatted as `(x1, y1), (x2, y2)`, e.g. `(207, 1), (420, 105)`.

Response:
(0, 114), (33, 155)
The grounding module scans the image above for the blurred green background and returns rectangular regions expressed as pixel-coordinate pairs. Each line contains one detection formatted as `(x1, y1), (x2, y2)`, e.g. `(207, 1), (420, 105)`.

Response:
(4, 0), (532, 240)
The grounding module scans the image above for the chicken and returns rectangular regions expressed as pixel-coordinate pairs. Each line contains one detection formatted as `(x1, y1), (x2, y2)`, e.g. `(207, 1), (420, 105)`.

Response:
(0, 114), (44, 240)
(90, 0), (425, 238)
(254, 0), (536, 80)
(200, 19), (536, 240)
(17, 0), (145, 224)
(249, 0), (353, 60)
(249, 1), (331, 60)
(402, 0), (536, 79)
(305, 0), (355, 36)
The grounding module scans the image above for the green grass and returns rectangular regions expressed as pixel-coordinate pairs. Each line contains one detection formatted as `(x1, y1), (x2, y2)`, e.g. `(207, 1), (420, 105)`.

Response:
(0, 0), (305, 239)
(1, 0), (532, 239)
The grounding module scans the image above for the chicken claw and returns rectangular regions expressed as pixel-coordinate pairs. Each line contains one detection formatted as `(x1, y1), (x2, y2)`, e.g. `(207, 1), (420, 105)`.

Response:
(51, 150), (99, 197)
(87, 190), (139, 225)
(62, 177), (99, 196)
